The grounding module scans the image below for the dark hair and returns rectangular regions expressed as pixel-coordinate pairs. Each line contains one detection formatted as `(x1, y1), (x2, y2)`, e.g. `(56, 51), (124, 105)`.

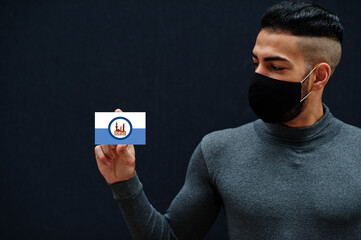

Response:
(261, 1), (343, 43)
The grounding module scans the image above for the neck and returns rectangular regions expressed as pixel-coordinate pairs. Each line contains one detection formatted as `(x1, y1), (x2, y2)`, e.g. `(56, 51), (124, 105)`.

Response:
(254, 103), (342, 149)
(282, 101), (324, 128)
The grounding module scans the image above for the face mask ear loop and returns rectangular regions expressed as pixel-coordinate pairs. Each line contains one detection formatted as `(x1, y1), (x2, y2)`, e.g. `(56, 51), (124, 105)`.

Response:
(300, 91), (312, 102)
(299, 66), (317, 102)
(300, 66), (317, 83)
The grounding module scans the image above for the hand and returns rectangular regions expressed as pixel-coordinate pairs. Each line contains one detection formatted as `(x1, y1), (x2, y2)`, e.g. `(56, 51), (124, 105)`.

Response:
(95, 109), (136, 184)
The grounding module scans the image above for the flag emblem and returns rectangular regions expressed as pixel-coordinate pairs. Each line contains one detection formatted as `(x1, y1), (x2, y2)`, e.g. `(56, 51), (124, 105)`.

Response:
(109, 117), (132, 139)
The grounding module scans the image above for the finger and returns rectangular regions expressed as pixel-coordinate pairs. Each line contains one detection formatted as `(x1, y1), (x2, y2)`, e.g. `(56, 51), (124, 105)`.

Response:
(116, 144), (130, 155)
(94, 146), (111, 166)
(113, 109), (123, 152)
(101, 145), (115, 159)
(110, 144), (117, 149)
(127, 144), (135, 156)
(115, 144), (136, 166)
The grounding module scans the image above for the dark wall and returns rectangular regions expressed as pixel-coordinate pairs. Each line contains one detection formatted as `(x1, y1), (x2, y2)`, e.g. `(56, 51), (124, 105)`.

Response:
(1, 1), (360, 239)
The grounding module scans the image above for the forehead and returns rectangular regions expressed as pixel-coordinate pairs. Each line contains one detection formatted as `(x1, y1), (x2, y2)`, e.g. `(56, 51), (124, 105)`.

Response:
(253, 29), (305, 63)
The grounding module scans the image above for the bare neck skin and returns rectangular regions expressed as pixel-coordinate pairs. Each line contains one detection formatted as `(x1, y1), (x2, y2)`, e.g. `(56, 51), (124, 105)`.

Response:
(282, 98), (324, 128)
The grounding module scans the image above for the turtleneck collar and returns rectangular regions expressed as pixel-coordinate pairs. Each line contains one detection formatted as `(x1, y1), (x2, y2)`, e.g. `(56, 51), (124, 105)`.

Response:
(253, 104), (343, 149)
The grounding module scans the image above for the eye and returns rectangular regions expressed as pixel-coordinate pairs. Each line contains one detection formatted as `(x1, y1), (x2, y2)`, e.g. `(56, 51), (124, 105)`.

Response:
(253, 62), (259, 67)
(271, 65), (284, 71)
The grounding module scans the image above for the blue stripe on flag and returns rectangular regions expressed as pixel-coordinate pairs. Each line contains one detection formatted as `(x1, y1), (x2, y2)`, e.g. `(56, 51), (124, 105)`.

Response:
(95, 128), (146, 145)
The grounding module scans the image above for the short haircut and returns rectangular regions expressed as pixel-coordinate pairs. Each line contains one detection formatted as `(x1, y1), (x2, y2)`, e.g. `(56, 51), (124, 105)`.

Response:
(260, 1), (343, 74)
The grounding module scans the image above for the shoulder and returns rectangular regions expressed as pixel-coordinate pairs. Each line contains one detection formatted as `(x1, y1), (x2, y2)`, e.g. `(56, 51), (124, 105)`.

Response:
(338, 120), (361, 141)
(329, 117), (361, 154)
(202, 121), (255, 144)
(341, 121), (361, 133)
(199, 121), (257, 159)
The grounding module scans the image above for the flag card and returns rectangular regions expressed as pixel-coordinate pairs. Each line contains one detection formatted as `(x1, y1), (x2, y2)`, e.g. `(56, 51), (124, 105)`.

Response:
(95, 112), (146, 145)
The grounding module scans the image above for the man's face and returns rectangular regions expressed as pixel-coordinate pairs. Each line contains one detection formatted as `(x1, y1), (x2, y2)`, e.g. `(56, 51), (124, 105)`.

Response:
(251, 29), (312, 122)
(252, 29), (308, 83)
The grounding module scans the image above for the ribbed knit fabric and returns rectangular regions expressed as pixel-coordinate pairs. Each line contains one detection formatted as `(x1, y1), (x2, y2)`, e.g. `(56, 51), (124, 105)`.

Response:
(109, 104), (361, 240)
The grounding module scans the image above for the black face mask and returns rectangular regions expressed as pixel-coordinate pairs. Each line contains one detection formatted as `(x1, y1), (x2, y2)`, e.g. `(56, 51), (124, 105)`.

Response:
(248, 67), (316, 123)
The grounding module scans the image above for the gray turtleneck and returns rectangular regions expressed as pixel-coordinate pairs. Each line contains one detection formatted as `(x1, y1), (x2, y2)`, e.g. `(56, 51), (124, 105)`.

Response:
(108, 104), (361, 239)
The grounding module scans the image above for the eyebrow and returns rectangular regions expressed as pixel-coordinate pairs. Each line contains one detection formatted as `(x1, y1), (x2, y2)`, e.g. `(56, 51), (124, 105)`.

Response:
(252, 52), (289, 62)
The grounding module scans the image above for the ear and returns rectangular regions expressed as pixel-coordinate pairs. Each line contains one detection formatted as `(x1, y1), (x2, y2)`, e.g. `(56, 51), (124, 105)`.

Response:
(311, 63), (331, 91)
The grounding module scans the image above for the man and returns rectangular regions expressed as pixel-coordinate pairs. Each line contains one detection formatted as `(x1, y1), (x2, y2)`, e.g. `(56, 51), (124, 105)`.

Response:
(95, 1), (361, 239)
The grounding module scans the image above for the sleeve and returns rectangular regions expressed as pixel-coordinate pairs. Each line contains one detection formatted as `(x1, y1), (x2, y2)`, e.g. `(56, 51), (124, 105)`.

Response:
(108, 142), (223, 240)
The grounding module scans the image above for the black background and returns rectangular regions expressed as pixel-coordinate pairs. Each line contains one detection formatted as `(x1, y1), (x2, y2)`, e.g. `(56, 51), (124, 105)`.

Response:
(1, 0), (361, 239)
